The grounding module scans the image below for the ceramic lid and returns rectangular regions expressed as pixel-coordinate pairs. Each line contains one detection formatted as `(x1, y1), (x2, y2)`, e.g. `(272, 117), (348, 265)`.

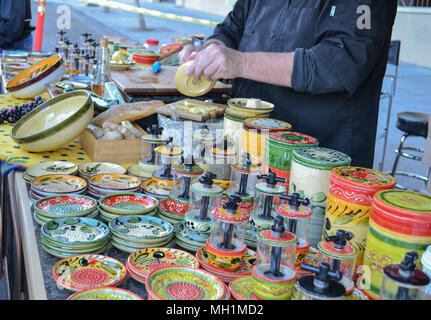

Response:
(231, 163), (261, 174)
(142, 133), (165, 144)
(317, 240), (358, 260)
(191, 181), (224, 196)
(276, 203), (312, 218)
(211, 206), (249, 223)
(292, 147), (351, 170)
(331, 167), (396, 192)
(255, 182), (286, 195)
(243, 118), (292, 132)
(257, 229), (297, 247)
(172, 163), (203, 176)
(155, 145), (183, 156)
(268, 131), (319, 146)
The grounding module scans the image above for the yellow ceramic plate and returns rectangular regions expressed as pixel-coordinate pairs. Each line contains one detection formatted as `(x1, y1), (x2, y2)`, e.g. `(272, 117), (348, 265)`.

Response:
(31, 174), (87, 194)
(175, 61), (216, 97)
(27, 161), (78, 178)
(67, 287), (143, 300)
(88, 174), (141, 191)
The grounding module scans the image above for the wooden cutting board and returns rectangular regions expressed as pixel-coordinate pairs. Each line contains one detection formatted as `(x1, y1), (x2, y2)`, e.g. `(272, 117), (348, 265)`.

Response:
(111, 65), (232, 95)
(155, 99), (227, 122)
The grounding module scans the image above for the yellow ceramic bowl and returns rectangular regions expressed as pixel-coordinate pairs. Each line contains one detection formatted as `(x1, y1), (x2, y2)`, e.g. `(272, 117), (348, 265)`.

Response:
(174, 61), (216, 97)
(6, 55), (65, 99)
(11, 90), (93, 152)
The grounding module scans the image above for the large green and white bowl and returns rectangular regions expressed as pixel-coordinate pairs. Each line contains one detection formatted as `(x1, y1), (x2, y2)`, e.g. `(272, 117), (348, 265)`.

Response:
(11, 90), (94, 152)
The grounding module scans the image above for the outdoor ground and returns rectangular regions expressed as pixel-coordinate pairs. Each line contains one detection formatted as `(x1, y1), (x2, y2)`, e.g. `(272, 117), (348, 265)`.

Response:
(34, 0), (431, 191)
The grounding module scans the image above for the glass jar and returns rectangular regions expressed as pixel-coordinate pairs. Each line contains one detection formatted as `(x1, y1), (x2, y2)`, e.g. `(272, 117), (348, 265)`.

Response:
(144, 39), (160, 55)
(192, 125), (215, 169)
(140, 125), (166, 177)
(205, 140), (237, 189)
(252, 216), (297, 300)
(152, 143), (183, 190)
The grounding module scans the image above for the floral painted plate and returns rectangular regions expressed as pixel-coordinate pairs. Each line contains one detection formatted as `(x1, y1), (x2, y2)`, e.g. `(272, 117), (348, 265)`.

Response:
(196, 247), (257, 278)
(31, 174), (87, 194)
(229, 276), (256, 300)
(27, 161), (78, 178)
(146, 266), (226, 300)
(127, 247), (199, 279)
(52, 254), (127, 291)
(109, 215), (173, 243)
(34, 195), (97, 218)
(42, 217), (109, 246)
(99, 193), (158, 215)
(67, 287), (143, 300)
(88, 174), (141, 191)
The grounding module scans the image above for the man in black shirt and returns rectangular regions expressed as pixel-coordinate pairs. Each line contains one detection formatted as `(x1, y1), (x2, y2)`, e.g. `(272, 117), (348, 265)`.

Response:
(0, 0), (34, 52)
(180, 0), (398, 168)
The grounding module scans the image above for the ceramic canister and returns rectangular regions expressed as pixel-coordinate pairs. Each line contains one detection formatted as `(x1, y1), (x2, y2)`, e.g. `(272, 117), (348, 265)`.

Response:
(324, 167), (396, 266)
(242, 118), (292, 166)
(289, 147), (351, 248)
(263, 131), (319, 194)
(363, 190), (431, 299)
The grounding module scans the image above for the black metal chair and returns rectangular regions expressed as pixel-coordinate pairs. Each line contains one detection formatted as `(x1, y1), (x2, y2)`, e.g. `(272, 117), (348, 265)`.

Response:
(390, 112), (431, 189)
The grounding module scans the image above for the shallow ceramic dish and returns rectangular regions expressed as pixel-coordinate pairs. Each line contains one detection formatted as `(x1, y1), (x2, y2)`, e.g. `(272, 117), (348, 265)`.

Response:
(11, 90), (93, 151)
(99, 207), (156, 221)
(52, 254), (127, 291)
(174, 61), (216, 97)
(196, 247), (257, 278)
(67, 287), (143, 300)
(127, 247), (199, 279)
(88, 174), (141, 191)
(42, 217), (109, 246)
(34, 195), (97, 218)
(99, 193), (158, 215)
(142, 179), (171, 197)
(6, 55), (65, 99)
(27, 161), (78, 178)
(173, 221), (209, 246)
(34, 208), (99, 226)
(109, 215), (173, 243)
(78, 162), (126, 177)
(110, 62), (136, 71)
(146, 266), (226, 300)
(31, 174), (87, 194)
(127, 164), (153, 179)
(228, 276), (255, 300)
(110, 237), (174, 253)
(41, 236), (109, 254)
(41, 242), (110, 258)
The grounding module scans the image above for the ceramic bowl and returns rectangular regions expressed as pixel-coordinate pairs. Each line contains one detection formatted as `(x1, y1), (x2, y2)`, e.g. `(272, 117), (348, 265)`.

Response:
(11, 90), (93, 152)
(6, 55), (65, 99)
(34, 194), (98, 218)
(99, 193), (158, 215)
(205, 239), (247, 272)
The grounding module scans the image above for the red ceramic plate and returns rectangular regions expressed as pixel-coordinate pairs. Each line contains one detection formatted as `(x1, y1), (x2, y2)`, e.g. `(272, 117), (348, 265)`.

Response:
(99, 193), (158, 215)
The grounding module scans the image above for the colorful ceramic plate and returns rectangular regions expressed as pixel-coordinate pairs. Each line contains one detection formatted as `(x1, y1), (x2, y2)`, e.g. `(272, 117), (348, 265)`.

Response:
(228, 276), (255, 300)
(109, 232), (174, 247)
(146, 266), (225, 300)
(196, 247), (257, 278)
(99, 193), (158, 215)
(78, 162), (126, 177)
(27, 161), (78, 178)
(110, 237), (175, 253)
(142, 179), (171, 197)
(157, 212), (183, 225)
(41, 242), (110, 259)
(174, 61), (216, 97)
(42, 217), (109, 246)
(34, 195), (97, 218)
(52, 254), (127, 291)
(34, 208), (99, 225)
(127, 247), (199, 278)
(67, 287), (143, 300)
(31, 174), (87, 194)
(127, 164), (153, 179)
(41, 236), (109, 253)
(88, 174), (141, 191)
(173, 221), (209, 246)
(174, 238), (202, 252)
(99, 207), (156, 220)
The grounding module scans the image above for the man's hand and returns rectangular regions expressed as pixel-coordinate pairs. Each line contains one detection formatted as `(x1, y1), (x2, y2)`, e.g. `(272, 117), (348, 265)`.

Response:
(179, 44), (201, 65)
(185, 44), (245, 81)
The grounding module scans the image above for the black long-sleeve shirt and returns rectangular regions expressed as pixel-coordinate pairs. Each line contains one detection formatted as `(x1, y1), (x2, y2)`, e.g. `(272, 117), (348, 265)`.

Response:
(0, 0), (32, 47)
(208, 0), (398, 167)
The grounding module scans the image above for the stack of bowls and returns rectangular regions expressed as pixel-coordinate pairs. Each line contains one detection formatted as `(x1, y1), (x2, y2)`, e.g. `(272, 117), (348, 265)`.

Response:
(87, 174), (141, 200)
(98, 193), (158, 223)
(41, 217), (110, 258)
(30, 174), (88, 201)
(23, 161), (78, 184)
(108, 215), (174, 253)
(33, 195), (98, 225)
(78, 162), (127, 180)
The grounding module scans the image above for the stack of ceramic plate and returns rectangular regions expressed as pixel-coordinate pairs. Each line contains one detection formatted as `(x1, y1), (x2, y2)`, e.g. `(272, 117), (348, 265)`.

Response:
(78, 162), (127, 180)
(97, 192), (158, 223)
(41, 217), (110, 258)
(195, 247), (257, 283)
(156, 198), (184, 225)
(30, 174), (88, 201)
(228, 276), (258, 300)
(173, 220), (210, 252)
(87, 174), (141, 200)
(67, 287), (143, 300)
(23, 161), (78, 184)
(146, 266), (226, 300)
(126, 247), (199, 284)
(52, 254), (127, 292)
(141, 178), (170, 200)
(108, 215), (174, 253)
(33, 195), (99, 225)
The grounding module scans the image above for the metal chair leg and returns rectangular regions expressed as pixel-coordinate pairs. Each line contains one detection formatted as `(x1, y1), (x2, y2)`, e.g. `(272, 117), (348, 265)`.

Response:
(391, 133), (409, 177)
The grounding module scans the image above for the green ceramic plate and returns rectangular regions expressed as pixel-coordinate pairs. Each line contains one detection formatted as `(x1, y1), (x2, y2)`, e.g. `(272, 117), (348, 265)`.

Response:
(41, 217), (109, 246)
(174, 238), (202, 252)
(109, 215), (173, 243)
(228, 276), (254, 300)
(99, 207), (156, 221)
(173, 221), (209, 246)
(110, 237), (175, 253)
(67, 287), (143, 300)
(41, 231), (109, 249)
(34, 208), (99, 225)
(41, 242), (110, 258)
(109, 233), (174, 248)
(42, 237), (110, 253)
